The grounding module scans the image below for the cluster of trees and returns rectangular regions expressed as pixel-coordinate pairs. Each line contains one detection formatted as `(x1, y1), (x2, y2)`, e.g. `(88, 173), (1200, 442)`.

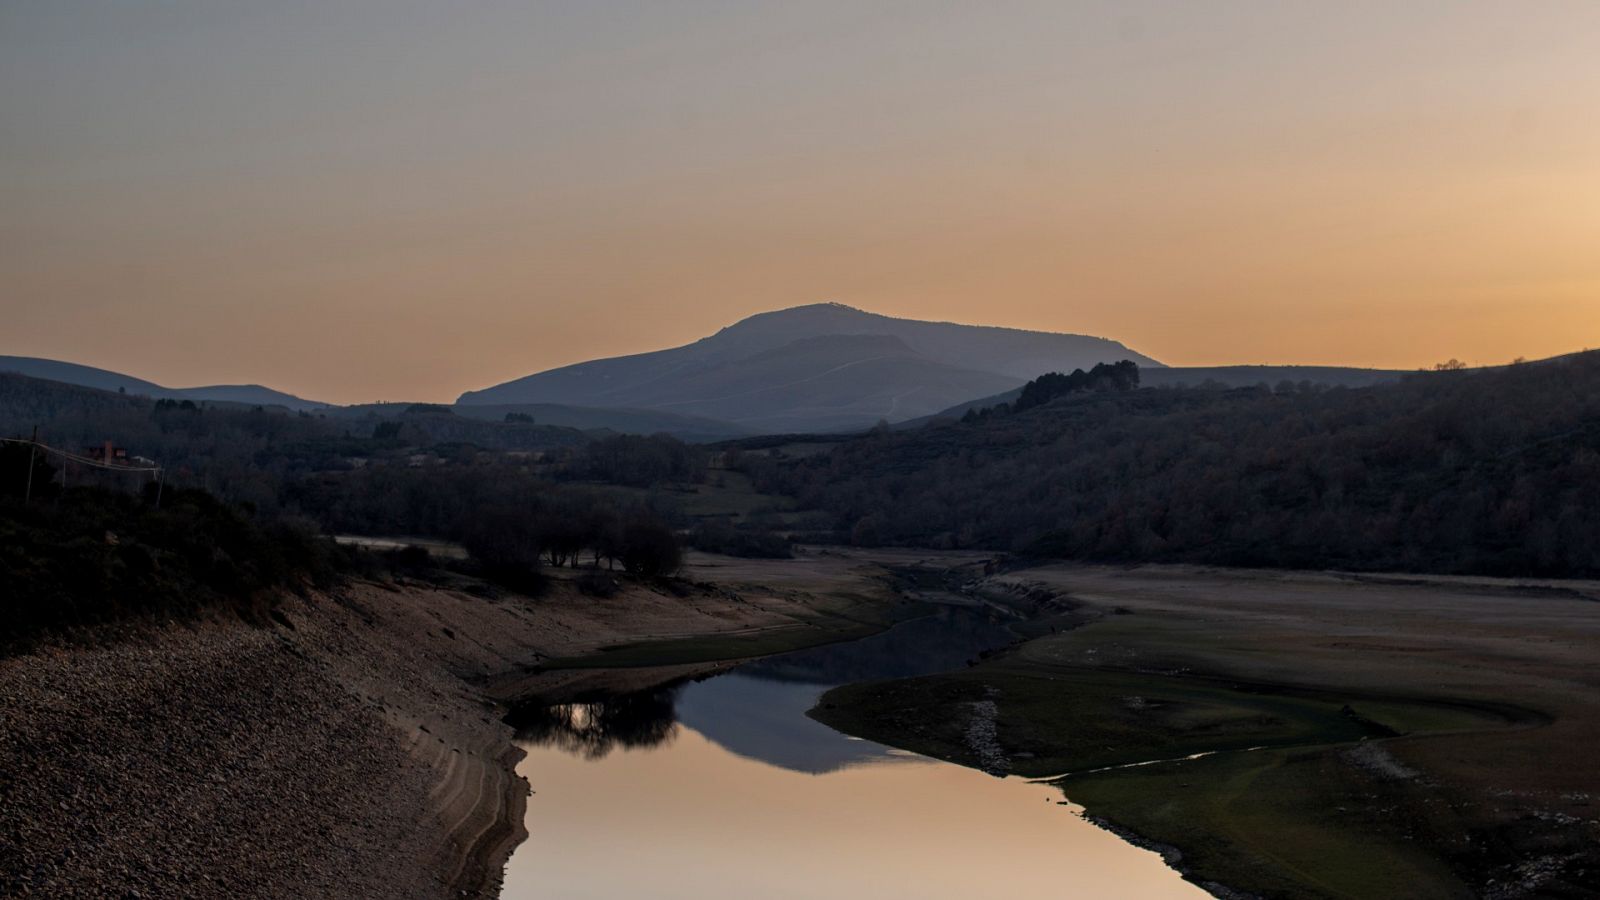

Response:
(744, 353), (1600, 577)
(1011, 361), (1141, 412)
(961, 361), (1141, 423)
(0, 479), (340, 650)
(687, 518), (793, 559)
(283, 462), (684, 586)
(0, 373), (591, 516)
(460, 493), (682, 584)
(2, 374), (704, 622)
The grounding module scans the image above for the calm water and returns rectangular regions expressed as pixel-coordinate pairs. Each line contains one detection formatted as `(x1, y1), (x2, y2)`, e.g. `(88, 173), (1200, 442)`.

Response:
(499, 607), (1207, 899)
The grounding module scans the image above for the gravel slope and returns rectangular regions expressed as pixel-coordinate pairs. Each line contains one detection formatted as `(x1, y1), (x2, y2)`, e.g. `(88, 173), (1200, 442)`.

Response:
(1, 559), (872, 900)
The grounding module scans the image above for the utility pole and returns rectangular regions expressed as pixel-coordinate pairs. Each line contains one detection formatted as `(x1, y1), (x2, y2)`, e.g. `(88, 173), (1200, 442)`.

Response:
(24, 426), (37, 504)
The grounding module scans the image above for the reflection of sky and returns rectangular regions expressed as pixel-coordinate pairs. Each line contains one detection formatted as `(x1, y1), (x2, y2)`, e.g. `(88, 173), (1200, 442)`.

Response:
(507, 722), (1208, 900)
(674, 673), (905, 775)
(504, 607), (1211, 896)
(676, 606), (1015, 774)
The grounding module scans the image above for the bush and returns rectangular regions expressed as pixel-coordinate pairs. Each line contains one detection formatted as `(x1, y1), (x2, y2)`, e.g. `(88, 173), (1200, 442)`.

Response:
(616, 519), (683, 577)
(0, 485), (343, 652)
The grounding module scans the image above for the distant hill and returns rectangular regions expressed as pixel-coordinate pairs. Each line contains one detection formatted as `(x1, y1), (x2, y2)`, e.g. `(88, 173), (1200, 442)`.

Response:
(458, 303), (1160, 433)
(0, 371), (588, 477)
(0, 356), (327, 411)
(915, 363), (1411, 425)
(1141, 365), (1407, 390)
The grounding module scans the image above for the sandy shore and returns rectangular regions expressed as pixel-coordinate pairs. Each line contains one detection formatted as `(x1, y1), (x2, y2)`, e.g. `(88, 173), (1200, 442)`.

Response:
(0, 550), (898, 899)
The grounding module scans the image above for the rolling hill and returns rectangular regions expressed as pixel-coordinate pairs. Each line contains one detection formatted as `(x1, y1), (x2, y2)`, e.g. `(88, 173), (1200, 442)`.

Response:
(0, 356), (328, 412)
(457, 303), (1161, 433)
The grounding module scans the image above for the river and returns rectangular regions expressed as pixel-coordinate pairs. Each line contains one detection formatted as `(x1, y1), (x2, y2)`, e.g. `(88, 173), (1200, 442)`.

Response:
(499, 604), (1209, 898)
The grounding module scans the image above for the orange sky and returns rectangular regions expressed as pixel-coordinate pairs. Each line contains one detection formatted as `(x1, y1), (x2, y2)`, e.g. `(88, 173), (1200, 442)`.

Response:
(3, 2), (1597, 404)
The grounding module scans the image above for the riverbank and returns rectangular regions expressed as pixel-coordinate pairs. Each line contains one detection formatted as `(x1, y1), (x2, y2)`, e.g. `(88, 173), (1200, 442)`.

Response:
(811, 563), (1600, 898)
(0, 549), (904, 899)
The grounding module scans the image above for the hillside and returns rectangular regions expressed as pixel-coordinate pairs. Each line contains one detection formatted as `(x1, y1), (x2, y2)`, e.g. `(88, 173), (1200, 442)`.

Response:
(457, 303), (1160, 432)
(0, 356), (327, 411)
(915, 363), (1410, 425)
(0, 373), (590, 509)
(742, 353), (1600, 576)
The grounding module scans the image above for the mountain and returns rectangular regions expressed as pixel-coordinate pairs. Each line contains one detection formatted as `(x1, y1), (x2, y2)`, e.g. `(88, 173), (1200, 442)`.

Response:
(457, 303), (1160, 433)
(0, 356), (327, 411)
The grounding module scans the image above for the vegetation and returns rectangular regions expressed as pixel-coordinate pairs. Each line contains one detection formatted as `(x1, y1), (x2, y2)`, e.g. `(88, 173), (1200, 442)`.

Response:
(0, 372), (590, 515)
(0, 481), (341, 650)
(962, 360), (1141, 421)
(0, 374), (706, 639)
(745, 353), (1600, 576)
(687, 518), (793, 558)
(811, 634), (1514, 899)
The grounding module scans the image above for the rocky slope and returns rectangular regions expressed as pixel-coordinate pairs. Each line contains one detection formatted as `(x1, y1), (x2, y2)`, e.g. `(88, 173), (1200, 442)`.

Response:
(0, 558), (879, 899)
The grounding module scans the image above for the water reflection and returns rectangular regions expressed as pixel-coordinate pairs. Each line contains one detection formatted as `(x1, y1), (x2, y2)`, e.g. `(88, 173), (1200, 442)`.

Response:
(676, 674), (896, 774)
(514, 606), (1018, 773)
(502, 604), (1209, 899)
(507, 687), (680, 759)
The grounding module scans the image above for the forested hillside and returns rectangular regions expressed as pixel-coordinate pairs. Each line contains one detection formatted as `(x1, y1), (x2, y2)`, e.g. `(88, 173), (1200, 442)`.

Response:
(743, 354), (1600, 576)
(1, 383), (705, 646)
(0, 374), (590, 510)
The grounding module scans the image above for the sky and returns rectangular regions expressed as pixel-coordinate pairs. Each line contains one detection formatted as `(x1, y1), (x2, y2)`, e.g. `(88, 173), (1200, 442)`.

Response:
(3, 1), (1598, 404)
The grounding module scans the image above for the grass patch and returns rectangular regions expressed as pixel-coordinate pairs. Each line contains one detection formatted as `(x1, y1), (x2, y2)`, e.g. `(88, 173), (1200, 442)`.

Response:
(811, 652), (1512, 899)
(810, 661), (1437, 777)
(1062, 747), (1472, 900)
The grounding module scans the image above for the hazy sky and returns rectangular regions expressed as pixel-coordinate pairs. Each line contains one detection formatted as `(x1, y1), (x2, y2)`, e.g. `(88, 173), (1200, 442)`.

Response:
(3, 2), (1597, 403)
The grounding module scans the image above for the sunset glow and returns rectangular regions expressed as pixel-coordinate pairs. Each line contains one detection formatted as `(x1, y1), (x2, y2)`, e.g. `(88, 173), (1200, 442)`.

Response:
(3, 2), (1597, 402)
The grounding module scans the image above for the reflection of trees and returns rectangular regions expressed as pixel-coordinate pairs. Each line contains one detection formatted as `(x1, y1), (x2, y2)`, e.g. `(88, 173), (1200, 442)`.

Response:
(509, 687), (681, 759)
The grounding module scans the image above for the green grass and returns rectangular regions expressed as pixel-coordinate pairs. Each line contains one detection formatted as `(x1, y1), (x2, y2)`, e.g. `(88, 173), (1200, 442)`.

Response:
(811, 656), (1507, 899)
(1062, 747), (1472, 899)
(813, 662), (1426, 776)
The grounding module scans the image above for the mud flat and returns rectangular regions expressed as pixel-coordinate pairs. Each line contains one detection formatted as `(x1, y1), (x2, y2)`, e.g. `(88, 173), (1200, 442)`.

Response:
(0, 549), (903, 899)
(811, 563), (1600, 899)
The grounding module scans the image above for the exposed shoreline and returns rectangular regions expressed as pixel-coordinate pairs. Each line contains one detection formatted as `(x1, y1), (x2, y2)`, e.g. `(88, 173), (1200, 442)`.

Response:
(811, 562), (1600, 899)
(15, 553), (1594, 899)
(1, 550), (905, 899)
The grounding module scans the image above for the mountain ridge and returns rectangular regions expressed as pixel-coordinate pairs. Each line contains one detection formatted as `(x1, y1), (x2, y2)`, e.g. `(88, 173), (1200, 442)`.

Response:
(457, 303), (1162, 432)
(0, 356), (328, 412)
